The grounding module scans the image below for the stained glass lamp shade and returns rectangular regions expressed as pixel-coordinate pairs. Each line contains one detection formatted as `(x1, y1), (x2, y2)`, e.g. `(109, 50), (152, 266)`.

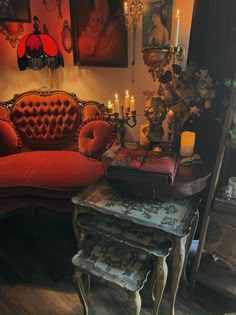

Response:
(17, 16), (64, 71)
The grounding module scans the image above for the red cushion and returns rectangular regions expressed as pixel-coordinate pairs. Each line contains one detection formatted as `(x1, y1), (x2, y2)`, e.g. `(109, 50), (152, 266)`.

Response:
(78, 117), (117, 159)
(0, 119), (19, 157)
(0, 151), (104, 198)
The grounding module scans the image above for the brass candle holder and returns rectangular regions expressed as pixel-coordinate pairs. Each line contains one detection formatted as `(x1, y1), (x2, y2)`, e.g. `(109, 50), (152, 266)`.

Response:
(106, 105), (137, 147)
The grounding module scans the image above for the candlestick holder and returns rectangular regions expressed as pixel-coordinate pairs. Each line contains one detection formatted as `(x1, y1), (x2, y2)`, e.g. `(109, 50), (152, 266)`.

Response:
(106, 106), (137, 147)
(170, 45), (185, 63)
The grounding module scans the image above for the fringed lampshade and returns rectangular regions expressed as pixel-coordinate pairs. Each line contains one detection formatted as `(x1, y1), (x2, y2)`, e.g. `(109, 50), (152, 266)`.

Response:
(17, 16), (64, 71)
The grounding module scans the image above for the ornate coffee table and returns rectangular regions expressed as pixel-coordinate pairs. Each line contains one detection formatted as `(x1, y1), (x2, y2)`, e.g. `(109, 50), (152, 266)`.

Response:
(71, 177), (200, 315)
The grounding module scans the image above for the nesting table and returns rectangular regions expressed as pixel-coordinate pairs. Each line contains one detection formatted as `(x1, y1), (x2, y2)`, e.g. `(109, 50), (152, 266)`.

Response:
(71, 176), (203, 315)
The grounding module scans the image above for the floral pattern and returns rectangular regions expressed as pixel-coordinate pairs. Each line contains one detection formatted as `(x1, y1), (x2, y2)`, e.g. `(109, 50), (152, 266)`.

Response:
(72, 235), (152, 292)
(79, 178), (197, 238)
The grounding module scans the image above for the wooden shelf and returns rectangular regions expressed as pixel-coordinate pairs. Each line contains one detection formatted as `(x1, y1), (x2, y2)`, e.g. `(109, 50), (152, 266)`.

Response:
(226, 139), (236, 150)
(213, 196), (236, 219)
(195, 254), (236, 300)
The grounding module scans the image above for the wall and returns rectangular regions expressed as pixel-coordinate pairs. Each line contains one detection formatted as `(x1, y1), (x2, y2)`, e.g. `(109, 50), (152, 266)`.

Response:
(0, 0), (194, 142)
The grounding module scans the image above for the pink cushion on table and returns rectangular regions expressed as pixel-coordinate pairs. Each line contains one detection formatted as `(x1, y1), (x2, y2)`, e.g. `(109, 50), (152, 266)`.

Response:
(0, 151), (104, 198)
(0, 119), (19, 157)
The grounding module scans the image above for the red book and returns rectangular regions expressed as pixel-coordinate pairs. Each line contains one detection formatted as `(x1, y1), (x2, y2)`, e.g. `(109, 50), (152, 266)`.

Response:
(108, 148), (179, 185)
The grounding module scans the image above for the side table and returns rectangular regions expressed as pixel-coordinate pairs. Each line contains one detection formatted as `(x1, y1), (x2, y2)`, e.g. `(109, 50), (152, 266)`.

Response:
(71, 177), (200, 315)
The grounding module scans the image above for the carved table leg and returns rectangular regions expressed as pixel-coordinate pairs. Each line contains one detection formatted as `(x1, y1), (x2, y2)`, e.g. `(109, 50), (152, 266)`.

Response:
(127, 291), (141, 315)
(181, 212), (199, 287)
(153, 256), (168, 315)
(82, 274), (91, 296)
(170, 236), (187, 315)
(73, 269), (89, 315)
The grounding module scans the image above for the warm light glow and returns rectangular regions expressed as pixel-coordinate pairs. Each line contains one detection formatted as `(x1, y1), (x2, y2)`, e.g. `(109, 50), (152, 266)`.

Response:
(167, 110), (174, 122)
(124, 90), (130, 109)
(107, 100), (113, 113)
(180, 131), (196, 157)
(114, 94), (119, 113)
(124, 1), (128, 15)
(174, 9), (180, 47)
(130, 96), (136, 112)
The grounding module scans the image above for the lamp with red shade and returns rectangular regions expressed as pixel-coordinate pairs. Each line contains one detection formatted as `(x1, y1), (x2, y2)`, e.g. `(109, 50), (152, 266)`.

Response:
(17, 16), (64, 73)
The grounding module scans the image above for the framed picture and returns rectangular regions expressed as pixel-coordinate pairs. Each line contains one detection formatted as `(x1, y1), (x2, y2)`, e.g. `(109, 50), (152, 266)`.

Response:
(0, 0), (31, 22)
(70, 0), (127, 67)
(61, 20), (72, 53)
(142, 0), (173, 49)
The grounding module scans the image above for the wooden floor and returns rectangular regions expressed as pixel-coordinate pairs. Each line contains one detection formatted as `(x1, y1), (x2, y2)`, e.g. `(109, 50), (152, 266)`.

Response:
(0, 209), (235, 315)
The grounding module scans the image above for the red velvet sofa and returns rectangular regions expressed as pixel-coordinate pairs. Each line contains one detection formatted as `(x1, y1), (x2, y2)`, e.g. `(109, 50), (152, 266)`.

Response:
(0, 87), (117, 215)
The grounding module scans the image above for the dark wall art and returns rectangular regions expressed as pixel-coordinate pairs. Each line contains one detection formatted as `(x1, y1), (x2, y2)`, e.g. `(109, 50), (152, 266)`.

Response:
(70, 0), (127, 67)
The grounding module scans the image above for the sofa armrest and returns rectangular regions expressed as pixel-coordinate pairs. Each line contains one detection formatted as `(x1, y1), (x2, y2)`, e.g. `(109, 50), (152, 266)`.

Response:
(0, 119), (20, 156)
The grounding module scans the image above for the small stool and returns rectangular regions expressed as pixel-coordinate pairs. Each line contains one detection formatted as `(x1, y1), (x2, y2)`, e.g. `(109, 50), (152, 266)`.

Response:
(72, 235), (152, 315)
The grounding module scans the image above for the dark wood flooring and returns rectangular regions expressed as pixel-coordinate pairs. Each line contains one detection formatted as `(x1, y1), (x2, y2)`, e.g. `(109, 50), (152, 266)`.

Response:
(0, 209), (235, 315)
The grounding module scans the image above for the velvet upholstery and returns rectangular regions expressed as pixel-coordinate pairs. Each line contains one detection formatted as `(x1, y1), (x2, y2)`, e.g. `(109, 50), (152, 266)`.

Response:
(0, 88), (115, 214)
(78, 117), (117, 159)
(0, 151), (104, 198)
(11, 93), (82, 149)
(0, 119), (19, 156)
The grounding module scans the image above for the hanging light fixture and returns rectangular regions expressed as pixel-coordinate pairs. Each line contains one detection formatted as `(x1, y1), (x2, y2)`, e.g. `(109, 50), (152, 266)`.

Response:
(17, 16), (64, 71)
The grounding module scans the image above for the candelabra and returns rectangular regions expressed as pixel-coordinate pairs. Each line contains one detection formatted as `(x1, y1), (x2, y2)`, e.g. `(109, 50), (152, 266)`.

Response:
(106, 106), (137, 147)
(170, 45), (186, 63)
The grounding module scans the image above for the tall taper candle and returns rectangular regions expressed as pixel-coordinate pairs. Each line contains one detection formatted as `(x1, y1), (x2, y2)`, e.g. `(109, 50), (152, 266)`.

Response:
(130, 96), (136, 112)
(114, 94), (119, 113)
(124, 90), (130, 110)
(175, 9), (180, 47)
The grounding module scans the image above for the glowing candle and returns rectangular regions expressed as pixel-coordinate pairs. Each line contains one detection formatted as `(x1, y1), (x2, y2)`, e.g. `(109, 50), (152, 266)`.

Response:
(167, 109), (174, 122)
(180, 131), (196, 157)
(114, 94), (119, 113)
(107, 100), (113, 113)
(124, 90), (130, 110)
(124, 1), (128, 15)
(175, 9), (180, 47)
(130, 96), (136, 112)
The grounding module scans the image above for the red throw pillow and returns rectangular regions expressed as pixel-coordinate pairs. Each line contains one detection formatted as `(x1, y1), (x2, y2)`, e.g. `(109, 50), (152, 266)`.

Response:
(78, 117), (117, 159)
(0, 119), (19, 156)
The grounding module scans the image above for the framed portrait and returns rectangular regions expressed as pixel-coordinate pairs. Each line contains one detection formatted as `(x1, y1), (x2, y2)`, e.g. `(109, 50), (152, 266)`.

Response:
(142, 0), (173, 49)
(0, 0), (31, 22)
(70, 0), (127, 67)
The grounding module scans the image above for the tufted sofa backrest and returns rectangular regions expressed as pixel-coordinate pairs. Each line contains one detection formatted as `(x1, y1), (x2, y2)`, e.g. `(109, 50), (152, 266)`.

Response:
(10, 91), (83, 149)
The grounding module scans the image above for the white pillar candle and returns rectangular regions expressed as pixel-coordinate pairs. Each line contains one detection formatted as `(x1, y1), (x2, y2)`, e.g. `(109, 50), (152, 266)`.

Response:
(130, 96), (136, 112)
(114, 94), (119, 113)
(174, 9), (180, 47)
(124, 90), (130, 110)
(180, 131), (196, 157)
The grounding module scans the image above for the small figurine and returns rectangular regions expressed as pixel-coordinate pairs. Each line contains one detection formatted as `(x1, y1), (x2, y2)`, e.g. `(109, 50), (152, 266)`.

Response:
(143, 96), (167, 151)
